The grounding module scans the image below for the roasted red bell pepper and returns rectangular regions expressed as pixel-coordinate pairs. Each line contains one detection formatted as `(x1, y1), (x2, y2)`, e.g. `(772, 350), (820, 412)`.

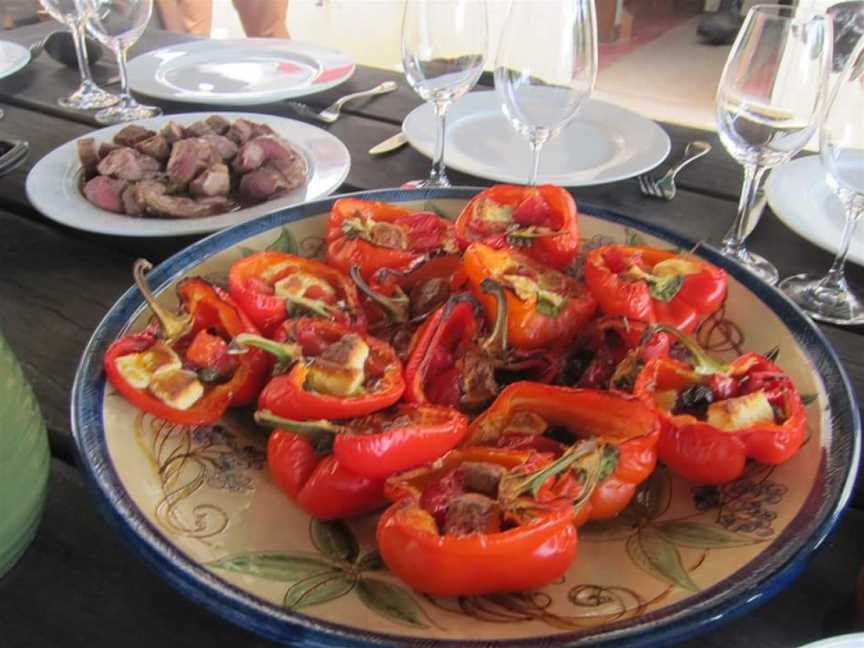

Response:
(454, 184), (580, 270)
(378, 443), (604, 596)
(463, 383), (660, 523)
(267, 428), (384, 520)
(463, 243), (597, 350)
(227, 251), (366, 336)
(256, 403), (468, 479)
(584, 245), (727, 334)
(103, 261), (270, 426)
(633, 327), (806, 485)
(565, 317), (672, 391)
(236, 318), (405, 421)
(326, 198), (458, 280)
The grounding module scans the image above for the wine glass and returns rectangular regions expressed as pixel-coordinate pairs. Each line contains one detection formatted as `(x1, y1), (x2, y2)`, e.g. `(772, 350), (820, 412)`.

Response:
(77, 0), (162, 125)
(715, 5), (832, 285)
(401, 0), (487, 188)
(494, 0), (597, 186)
(38, 0), (118, 109)
(779, 39), (864, 325)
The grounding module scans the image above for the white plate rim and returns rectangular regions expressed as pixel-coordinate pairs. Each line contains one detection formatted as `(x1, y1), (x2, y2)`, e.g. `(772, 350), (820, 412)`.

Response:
(402, 91), (671, 186)
(766, 155), (864, 267)
(25, 111), (351, 237)
(0, 40), (31, 81)
(127, 39), (355, 105)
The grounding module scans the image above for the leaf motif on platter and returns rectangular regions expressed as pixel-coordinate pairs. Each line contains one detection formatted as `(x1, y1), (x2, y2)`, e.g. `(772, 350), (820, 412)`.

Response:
(633, 467), (671, 520)
(655, 521), (760, 548)
(356, 578), (430, 629)
(238, 246), (256, 258)
(283, 571), (357, 609)
(208, 551), (335, 582)
(581, 505), (641, 542)
(310, 519), (359, 563)
(626, 528), (699, 592)
(355, 549), (386, 572)
(266, 227), (299, 255)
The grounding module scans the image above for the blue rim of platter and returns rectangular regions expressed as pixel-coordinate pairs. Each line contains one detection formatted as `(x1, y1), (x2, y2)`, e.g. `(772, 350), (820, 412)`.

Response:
(71, 187), (861, 648)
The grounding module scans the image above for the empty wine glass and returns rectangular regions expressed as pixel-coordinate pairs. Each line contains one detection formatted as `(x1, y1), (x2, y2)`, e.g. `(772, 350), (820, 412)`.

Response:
(77, 0), (161, 125)
(38, 0), (118, 109)
(494, 0), (597, 185)
(401, 0), (487, 188)
(780, 39), (864, 325)
(716, 5), (832, 285)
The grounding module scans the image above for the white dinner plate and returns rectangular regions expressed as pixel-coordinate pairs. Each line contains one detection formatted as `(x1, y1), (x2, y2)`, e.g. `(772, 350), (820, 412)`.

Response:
(0, 40), (30, 80)
(26, 112), (351, 237)
(127, 39), (354, 106)
(797, 634), (864, 648)
(766, 155), (864, 267)
(402, 91), (670, 186)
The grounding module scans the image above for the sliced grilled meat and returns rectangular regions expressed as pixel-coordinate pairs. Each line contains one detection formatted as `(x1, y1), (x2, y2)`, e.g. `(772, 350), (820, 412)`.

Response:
(186, 120), (215, 137)
(136, 135), (170, 162)
(166, 138), (219, 185)
(205, 115), (231, 135)
(200, 134), (239, 161)
(139, 182), (234, 219)
(190, 163), (230, 197)
(99, 141), (121, 158)
(226, 118), (256, 145)
(84, 176), (127, 213)
(238, 166), (289, 204)
(77, 138), (101, 177)
(113, 124), (156, 147)
(160, 121), (186, 144)
(97, 147), (159, 182)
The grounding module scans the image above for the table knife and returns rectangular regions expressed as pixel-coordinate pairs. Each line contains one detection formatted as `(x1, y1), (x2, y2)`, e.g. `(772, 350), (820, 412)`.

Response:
(369, 131), (408, 155)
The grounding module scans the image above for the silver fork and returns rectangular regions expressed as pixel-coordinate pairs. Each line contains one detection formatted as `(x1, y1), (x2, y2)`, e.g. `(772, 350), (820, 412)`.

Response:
(286, 81), (397, 124)
(638, 141), (712, 200)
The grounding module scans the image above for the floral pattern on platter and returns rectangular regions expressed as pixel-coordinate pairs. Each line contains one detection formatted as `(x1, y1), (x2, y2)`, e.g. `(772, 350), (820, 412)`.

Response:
(102, 203), (828, 642)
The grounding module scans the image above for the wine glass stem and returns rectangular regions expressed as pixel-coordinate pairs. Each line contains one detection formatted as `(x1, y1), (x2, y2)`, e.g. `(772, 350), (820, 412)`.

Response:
(70, 16), (95, 85)
(722, 163), (768, 257)
(528, 139), (544, 186)
(820, 204), (863, 291)
(429, 100), (450, 185)
(115, 45), (132, 106)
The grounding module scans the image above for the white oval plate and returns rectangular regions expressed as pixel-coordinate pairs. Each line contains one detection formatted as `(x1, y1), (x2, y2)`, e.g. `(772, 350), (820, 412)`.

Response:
(127, 39), (354, 106)
(0, 40), (30, 80)
(26, 112), (351, 237)
(766, 155), (864, 267)
(402, 91), (670, 186)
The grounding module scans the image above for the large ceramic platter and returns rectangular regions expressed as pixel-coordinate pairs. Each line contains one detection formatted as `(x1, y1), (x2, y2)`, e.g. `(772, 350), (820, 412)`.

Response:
(26, 112), (350, 237)
(127, 39), (354, 106)
(766, 155), (864, 267)
(72, 188), (859, 647)
(403, 92), (671, 186)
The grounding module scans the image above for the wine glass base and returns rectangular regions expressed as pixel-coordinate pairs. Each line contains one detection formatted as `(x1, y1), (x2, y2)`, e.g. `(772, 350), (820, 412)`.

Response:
(58, 84), (119, 110)
(722, 245), (780, 285)
(94, 103), (163, 126)
(401, 177), (452, 189)
(779, 273), (864, 325)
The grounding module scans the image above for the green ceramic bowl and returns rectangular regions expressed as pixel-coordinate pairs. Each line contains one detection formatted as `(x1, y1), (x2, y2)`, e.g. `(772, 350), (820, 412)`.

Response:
(0, 331), (49, 578)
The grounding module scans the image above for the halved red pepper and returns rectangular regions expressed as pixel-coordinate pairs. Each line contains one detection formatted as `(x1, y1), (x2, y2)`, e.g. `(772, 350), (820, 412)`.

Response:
(463, 243), (597, 350)
(633, 327), (806, 485)
(256, 403), (468, 479)
(584, 245), (727, 334)
(378, 443), (603, 596)
(236, 318), (405, 421)
(326, 198), (458, 280)
(103, 260), (271, 426)
(227, 251), (366, 336)
(267, 428), (384, 520)
(564, 316), (672, 391)
(455, 184), (580, 269)
(463, 383), (660, 523)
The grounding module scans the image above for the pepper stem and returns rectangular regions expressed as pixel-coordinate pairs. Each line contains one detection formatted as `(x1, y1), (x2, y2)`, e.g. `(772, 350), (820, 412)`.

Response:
(650, 324), (728, 375)
(500, 438), (600, 502)
(231, 333), (302, 373)
(133, 259), (193, 342)
(350, 264), (409, 324)
(254, 410), (340, 455)
(479, 278), (508, 356)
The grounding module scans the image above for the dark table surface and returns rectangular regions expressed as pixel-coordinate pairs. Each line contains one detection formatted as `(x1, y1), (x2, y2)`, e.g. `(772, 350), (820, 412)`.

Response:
(0, 22), (862, 648)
